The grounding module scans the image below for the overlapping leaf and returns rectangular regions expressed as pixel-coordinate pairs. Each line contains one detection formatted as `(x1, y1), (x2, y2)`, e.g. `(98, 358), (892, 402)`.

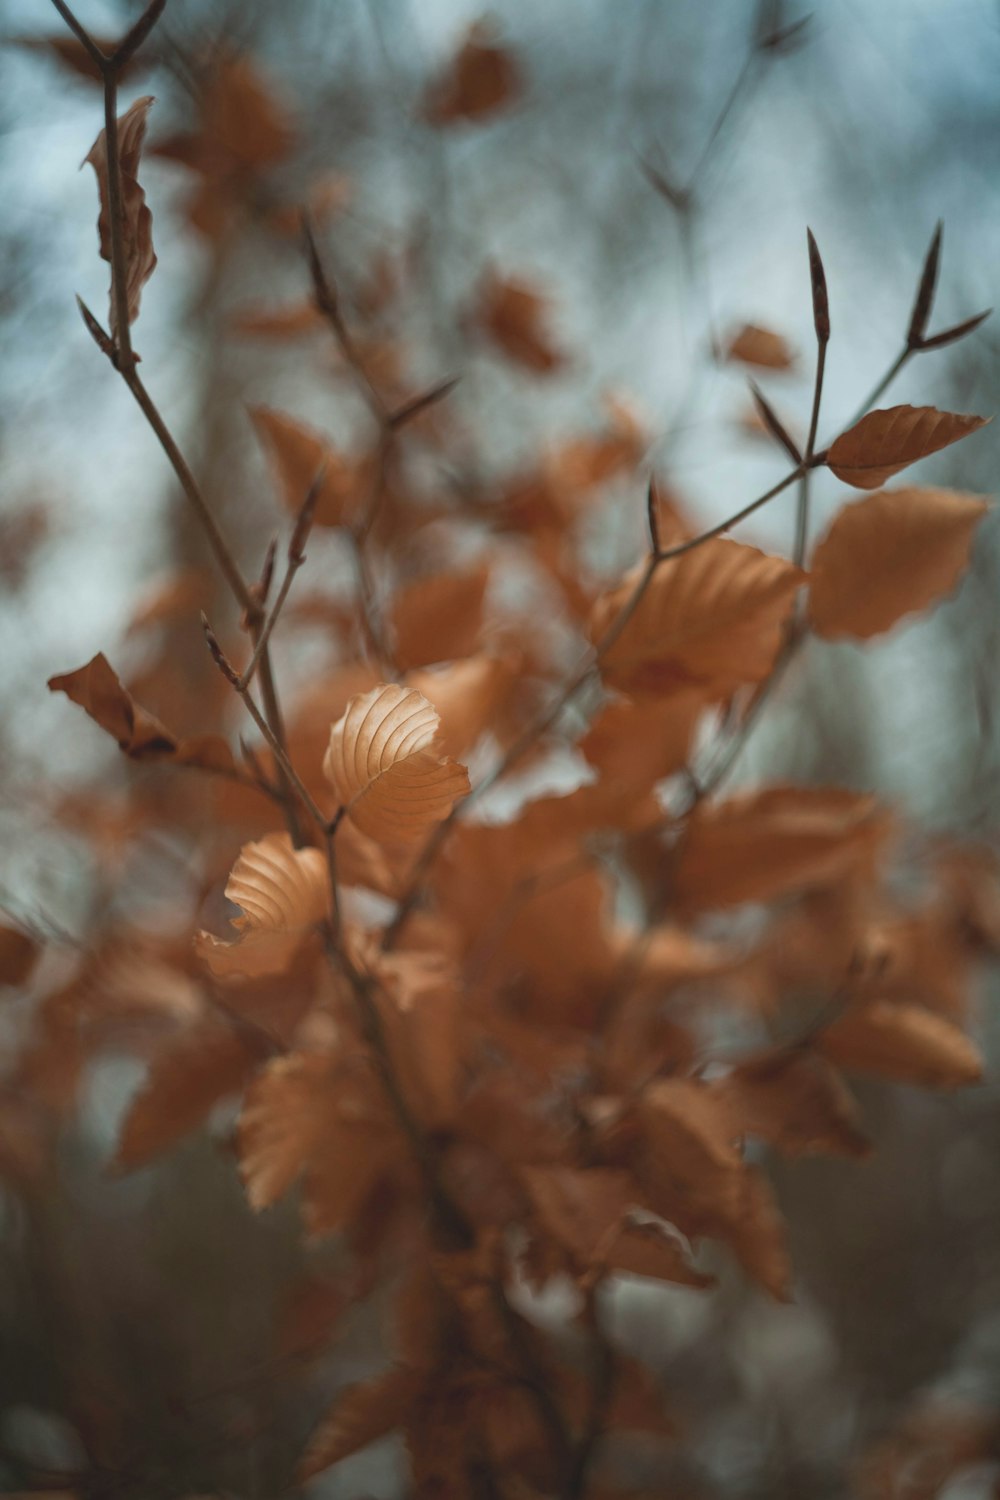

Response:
(195, 833), (329, 981)
(323, 684), (470, 843)
(85, 94), (157, 331)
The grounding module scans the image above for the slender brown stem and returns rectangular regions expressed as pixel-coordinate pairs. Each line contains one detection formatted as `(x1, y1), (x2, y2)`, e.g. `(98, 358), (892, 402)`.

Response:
(793, 334), (827, 567)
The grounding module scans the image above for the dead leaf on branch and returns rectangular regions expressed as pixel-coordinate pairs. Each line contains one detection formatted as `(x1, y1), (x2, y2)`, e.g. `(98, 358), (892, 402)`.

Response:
(820, 1000), (983, 1089)
(714, 1051), (871, 1159)
(323, 684), (470, 844)
(48, 652), (235, 773)
(84, 94), (157, 333)
(825, 405), (989, 490)
(474, 273), (566, 375)
(250, 406), (365, 529)
(423, 21), (522, 126)
(809, 486), (989, 639)
(194, 832), (329, 982)
(590, 540), (804, 697)
(725, 323), (797, 371)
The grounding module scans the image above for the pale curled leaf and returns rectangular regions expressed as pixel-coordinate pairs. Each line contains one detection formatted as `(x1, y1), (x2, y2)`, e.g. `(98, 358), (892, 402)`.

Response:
(194, 833), (328, 981)
(826, 405), (989, 490)
(590, 540), (804, 696)
(323, 684), (470, 843)
(85, 95), (157, 332)
(809, 486), (989, 640)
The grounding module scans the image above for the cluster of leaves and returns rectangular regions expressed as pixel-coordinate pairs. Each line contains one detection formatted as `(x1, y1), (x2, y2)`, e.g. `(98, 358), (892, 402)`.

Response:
(4, 5), (999, 1497)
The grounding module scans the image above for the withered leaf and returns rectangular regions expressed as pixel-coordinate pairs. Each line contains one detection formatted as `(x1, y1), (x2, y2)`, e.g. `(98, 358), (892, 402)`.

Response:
(114, 1024), (266, 1172)
(48, 653), (236, 773)
(323, 684), (470, 844)
(590, 541), (804, 697)
(195, 833), (328, 982)
(820, 1001), (983, 1089)
(714, 1051), (870, 1159)
(475, 273), (566, 375)
(250, 406), (362, 528)
(423, 22), (521, 126)
(672, 785), (891, 912)
(725, 323), (796, 371)
(0, 925), (40, 988)
(85, 94), (157, 332)
(809, 486), (989, 640)
(299, 1364), (424, 1480)
(239, 1050), (396, 1238)
(826, 405), (989, 490)
(391, 565), (490, 671)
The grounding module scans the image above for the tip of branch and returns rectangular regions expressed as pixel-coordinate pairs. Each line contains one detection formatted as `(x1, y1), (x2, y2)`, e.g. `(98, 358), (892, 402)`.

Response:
(646, 476), (662, 555)
(917, 307), (992, 352)
(289, 464), (326, 564)
(638, 154), (690, 214)
(805, 227), (830, 344)
(907, 220), (944, 349)
(748, 379), (803, 465)
(201, 613), (241, 688)
(389, 376), (461, 431)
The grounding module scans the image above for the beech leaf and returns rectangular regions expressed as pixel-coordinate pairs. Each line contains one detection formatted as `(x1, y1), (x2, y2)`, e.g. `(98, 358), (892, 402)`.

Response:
(423, 22), (521, 126)
(809, 486), (989, 640)
(85, 94), (157, 332)
(725, 323), (796, 371)
(299, 1364), (424, 1480)
(323, 684), (470, 844)
(820, 1001), (983, 1089)
(590, 540), (804, 696)
(474, 273), (566, 375)
(194, 833), (329, 982)
(250, 406), (362, 528)
(825, 405), (989, 490)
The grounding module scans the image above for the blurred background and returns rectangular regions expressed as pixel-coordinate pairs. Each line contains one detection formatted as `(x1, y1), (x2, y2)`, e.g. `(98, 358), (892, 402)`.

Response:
(1, 0), (1000, 1495)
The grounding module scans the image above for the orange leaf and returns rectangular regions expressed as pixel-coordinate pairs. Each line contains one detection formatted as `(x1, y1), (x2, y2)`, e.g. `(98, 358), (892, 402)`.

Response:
(391, 565), (490, 670)
(725, 323), (796, 371)
(809, 486), (988, 639)
(820, 1001), (983, 1089)
(49, 653), (177, 757)
(475, 273), (566, 375)
(423, 22), (521, 126)
(250, 406), (362, 528)
(580, 690), (704, 793)
(714, 1051), (870, 1159)
(323, 684), (470, 844)
(825, 405), (989, 490)
(590, 541), (804, 696)
(299, 1364), (424, 1480)
(84, 94), (157, 332)
(671, 786), (891, 912)
(239, 1051), (396, 1238)
(0, 925), (40, 988)
(194, 833), (329, 982)
(114, 1024), (266, 1172)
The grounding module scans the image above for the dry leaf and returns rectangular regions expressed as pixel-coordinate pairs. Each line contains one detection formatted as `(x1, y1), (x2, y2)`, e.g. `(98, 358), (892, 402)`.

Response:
(423, 22), (521, 126)
(391, 565), (490, 670)
(0, 925), (40, 988)
(590, 541), (804, 696)
(323, 684), (470, 844)
(230, 302), (323, 339)
(194, 833), (328, 982)
(250, 406), (363, 528)
(475, 273), (566, 375)
(239, 1050), (396, 1237)
(820, 1001), (983, 1089)
(725, 323), (796, 371)
(299, 1364), (424, 1480)
(825, 405), (989, 490)
(114, 1025), (266, 1172)
(715, 1051), (870, 1159)
(672, 785), (891, 912)
(580, 690), (704, 793)
(85, 95), (157, 332)
(809, 486), (989, 639)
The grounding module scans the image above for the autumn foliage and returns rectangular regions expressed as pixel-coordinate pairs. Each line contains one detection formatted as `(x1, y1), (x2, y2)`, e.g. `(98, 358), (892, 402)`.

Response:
(5, 5), (1000, 1499)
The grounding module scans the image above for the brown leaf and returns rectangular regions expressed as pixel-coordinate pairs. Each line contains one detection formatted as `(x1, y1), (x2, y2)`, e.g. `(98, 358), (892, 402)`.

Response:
(820, 1001), (983, 1089)
(475, 273), (566, 375)
(323, 684), (470, 844)
(114, 1024), (265, 1172)
(411, 653), (520, 760)
(423, 22), (521, 126)
(580, 690), (704, 794)
(391, 565), (490, 670)
(84, 94), (157, 333)
(239, 1051), (396, 1237)
(725, 323), (796, 371)
(49, 653), (177, 757)
(230, 302), (323, 339)
(194, 833), (329, 982)
(373, 949), (463, 1129)
(672, 786), (891, 912)
(590, 542), (804, 697)
(250, 406), (363, 528)
(826, 405), (990, 490)
(0, 925), (40, 988)
(714, 1051), (870, 1159)
(299, 1364), (424, 1480)
(809, 486), (989, 640)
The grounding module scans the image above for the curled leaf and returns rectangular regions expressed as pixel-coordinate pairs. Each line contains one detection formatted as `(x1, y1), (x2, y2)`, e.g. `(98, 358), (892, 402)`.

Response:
(809, 486), (988, 640)
(85, 94), (157, 332)
(826, 405), (989, 490)
(323, 684), (470, 844)
(195, 833), (329, 981)
(820, 1001), (983, 1089)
